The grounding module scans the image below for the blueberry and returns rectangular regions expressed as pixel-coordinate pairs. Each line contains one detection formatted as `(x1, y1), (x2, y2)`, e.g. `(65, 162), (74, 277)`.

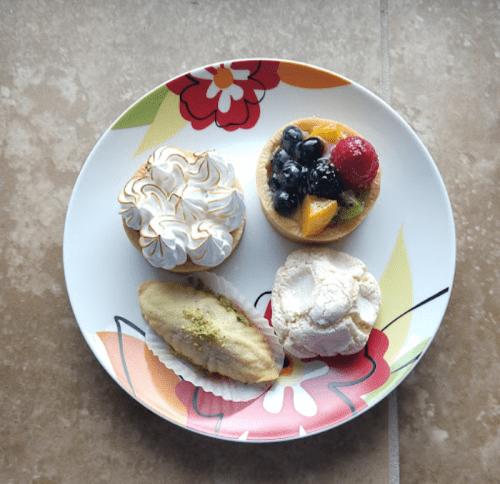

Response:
(279, 160), (304, 191)
(272, 148), (291, 173)
(280, 126), (303, 157)
(297, 165), (310, 200)
(268, 171), (281, 191)
(273, 189), (299, 216)
(296, 137), (324, 166)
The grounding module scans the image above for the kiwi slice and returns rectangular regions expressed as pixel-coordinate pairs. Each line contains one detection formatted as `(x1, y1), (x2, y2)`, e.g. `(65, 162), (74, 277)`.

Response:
(338, 191), (364, 221)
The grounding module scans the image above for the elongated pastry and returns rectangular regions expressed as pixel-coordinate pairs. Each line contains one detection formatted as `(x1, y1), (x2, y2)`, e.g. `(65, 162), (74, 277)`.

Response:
(139, 280), (279, 384)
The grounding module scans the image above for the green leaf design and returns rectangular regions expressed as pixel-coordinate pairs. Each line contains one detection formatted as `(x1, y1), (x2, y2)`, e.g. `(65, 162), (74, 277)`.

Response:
(374, 225), (413, 365)
(134, 90), (187, 157)
(390, 337), (430, 374)
(112, 85), (170, 129)
(362, 337), (430, 406)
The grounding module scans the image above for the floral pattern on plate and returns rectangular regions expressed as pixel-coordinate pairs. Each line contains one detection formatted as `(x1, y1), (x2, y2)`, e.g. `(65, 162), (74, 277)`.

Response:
(111, 60), (351, 156)
(96, 226), (450, 441)
(167, 60), (280, 131)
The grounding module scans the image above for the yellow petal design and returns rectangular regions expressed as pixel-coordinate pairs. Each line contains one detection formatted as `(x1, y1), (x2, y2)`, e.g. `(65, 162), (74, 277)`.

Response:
(374, 225), (413, 365)
(134, 91), (187, 157)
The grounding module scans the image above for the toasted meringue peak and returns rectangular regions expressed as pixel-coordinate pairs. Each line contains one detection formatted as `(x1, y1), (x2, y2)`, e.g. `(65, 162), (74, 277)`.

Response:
(119, 147), (245, 269)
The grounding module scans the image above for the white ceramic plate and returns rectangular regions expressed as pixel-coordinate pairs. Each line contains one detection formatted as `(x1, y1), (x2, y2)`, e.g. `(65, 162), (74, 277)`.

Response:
(63, 59), (455, 442)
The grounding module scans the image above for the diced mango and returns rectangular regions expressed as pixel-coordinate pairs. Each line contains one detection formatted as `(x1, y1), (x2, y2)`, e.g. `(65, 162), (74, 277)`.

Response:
(301, 195), (338, 237)
(309, 123), (345, 143)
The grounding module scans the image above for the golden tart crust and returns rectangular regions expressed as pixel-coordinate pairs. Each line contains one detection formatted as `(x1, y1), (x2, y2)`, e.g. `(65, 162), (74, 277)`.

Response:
(256, 117), (381, 244)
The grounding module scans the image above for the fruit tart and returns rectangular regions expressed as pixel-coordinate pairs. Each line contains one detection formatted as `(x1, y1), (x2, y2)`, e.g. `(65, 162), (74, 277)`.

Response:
(119, 146), (246, 273)
(256, 118), (381, 243)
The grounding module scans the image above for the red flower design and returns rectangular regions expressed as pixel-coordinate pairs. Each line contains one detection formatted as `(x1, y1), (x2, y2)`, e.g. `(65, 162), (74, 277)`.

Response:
(167, 60), (280, 131)
(173, 303), (390, 440)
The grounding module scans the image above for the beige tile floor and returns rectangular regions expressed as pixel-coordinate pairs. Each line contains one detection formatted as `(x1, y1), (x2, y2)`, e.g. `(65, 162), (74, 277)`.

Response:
(1, 1), (499, 483)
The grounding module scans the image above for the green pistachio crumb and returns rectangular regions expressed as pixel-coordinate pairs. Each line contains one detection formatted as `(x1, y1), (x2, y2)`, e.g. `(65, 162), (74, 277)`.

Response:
(182, 309), (220, 344)
(216, 294), (251, 326)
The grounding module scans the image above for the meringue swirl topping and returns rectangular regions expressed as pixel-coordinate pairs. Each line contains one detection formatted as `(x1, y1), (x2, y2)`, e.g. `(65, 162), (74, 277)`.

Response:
(118, 146), (245, 269)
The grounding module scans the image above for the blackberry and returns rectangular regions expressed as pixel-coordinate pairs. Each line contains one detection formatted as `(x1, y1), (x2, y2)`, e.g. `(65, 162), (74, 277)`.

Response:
(280, 125), (303, 158)
(295, 137), (324, 166)
(307, 157), (344, 200)
(273, 189), (299, 216)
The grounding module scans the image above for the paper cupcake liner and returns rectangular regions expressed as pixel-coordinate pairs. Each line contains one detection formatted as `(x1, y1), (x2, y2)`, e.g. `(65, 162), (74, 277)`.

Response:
(145, 272), (285, 402)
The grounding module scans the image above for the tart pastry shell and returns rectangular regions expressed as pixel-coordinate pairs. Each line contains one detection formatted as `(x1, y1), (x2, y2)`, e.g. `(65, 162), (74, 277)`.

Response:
(256, 117), (381, 244)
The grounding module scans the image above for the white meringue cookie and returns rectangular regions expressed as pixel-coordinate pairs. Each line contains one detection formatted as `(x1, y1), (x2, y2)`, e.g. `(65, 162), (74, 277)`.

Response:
(271, 248), (381, 358)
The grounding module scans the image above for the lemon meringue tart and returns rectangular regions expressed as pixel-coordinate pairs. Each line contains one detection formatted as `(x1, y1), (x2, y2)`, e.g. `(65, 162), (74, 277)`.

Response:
(119, 146), (246, 272)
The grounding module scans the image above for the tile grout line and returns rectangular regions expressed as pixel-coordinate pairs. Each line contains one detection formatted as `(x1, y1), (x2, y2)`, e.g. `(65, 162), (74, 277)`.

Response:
(388, 390), (400, 484)
(380, 0), (391, 105)
(380, 1), (399, 484)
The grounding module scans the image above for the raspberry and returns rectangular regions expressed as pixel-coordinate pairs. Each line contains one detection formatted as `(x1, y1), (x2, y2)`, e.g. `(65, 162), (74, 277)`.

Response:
(330, 137), (379, 190)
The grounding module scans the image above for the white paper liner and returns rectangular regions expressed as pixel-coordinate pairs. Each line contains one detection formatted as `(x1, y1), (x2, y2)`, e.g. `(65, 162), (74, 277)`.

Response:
(144, 272), (285, 402)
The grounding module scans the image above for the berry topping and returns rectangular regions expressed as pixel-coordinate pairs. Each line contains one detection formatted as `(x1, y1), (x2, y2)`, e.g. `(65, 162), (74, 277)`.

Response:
(279, 160), (304, 192)
(307, 158), (344, 200)
(280, 125), (303, 158)
(295, 137), (324, 166)
(268, 171), (281, 191)
(298, 165), (310, 199)
(330, 137), (379, 190)
(273, 189), (299, 216)
(272, 148), (291, 173)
